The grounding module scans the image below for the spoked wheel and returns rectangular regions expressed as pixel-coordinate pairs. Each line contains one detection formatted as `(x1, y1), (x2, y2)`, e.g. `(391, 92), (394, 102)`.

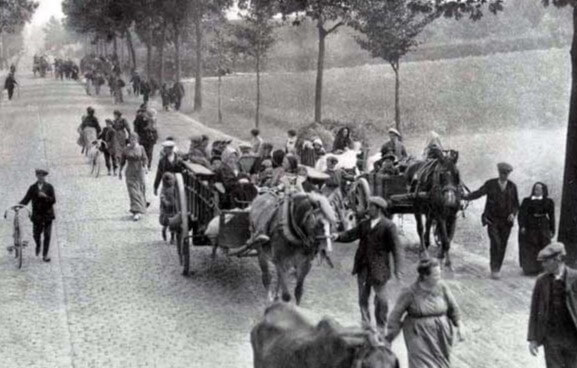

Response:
(349, 177), (371, 216)
(174, 173), (190, 276)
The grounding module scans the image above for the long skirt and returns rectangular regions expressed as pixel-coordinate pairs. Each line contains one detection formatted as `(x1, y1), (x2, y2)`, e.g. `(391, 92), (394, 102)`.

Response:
(403, 315), (454, 368)
(519, 229), (551, 275)
(125, 169), (147, 214)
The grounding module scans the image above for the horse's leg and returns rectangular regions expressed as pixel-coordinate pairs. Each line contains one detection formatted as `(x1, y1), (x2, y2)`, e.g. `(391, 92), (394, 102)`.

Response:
(294, 257), (312, 305)
(437, 219), (453, 271)
(414, 212), (426, 256)
(444, 214), (458, 270)
(276, 261), (292, 303)
(257, 249), (274, 303)
(424, 215), (433, 250)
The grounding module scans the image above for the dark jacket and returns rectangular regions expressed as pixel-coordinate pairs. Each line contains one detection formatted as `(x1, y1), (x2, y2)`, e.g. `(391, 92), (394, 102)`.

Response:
(337, 217), (402, 285)
(518, 197), (555, 235)
(528, 267), (577, 345)
(81, 115), (101, 135)
(20, 182), (56, 222)
(467, 178), (520, 225)
(154, 154), (184, 192)
(380, 140), (407, 160)
(4, 74), (17, 89)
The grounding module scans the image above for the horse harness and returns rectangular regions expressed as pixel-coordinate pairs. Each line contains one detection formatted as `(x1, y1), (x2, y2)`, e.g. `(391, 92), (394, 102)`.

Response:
(279, 193), (326, 252)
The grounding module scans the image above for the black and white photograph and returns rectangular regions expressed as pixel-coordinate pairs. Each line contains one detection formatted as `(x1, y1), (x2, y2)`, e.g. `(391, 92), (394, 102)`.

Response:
(1, 0), (577, 367)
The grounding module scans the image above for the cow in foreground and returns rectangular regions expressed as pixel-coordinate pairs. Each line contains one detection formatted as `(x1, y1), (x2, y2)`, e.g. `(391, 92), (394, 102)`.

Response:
(251, 302), (399, 368)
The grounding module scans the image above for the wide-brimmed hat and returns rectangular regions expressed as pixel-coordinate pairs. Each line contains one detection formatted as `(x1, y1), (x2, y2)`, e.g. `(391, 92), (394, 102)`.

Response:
(161, 140), (175, 148)
(537, 242), (566, 261)
(368, 196), (388, 212)
(326, 155), (339, 163)
(497, 162), (513, 174)
(35, 168), (49, 176)
(388, 128), (401, 137)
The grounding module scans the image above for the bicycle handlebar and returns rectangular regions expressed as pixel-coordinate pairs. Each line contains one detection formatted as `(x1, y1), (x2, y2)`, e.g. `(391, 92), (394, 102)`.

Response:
(4, 205), (31, 219)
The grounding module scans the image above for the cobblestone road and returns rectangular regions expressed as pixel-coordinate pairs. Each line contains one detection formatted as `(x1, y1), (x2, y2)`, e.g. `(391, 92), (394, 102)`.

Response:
(0, 70), (547, 368)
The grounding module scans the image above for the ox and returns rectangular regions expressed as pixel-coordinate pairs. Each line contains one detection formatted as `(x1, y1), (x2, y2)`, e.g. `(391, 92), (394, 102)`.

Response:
(251, 302), (399, 368)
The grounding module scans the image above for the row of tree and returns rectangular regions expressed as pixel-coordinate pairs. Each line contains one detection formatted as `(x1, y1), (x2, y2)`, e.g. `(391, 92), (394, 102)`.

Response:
(0, 0), (38, 68)
(61, 0), (577, 261)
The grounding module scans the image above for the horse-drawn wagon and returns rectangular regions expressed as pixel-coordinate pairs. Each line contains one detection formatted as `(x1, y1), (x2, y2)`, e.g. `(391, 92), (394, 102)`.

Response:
(349, 149), (465, 268)
(171, 161), (332, 278)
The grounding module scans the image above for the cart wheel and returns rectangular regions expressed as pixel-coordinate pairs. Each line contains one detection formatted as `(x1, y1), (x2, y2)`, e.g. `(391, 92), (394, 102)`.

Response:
(349, 177), (371, 215)
(174, 173), (190, 276)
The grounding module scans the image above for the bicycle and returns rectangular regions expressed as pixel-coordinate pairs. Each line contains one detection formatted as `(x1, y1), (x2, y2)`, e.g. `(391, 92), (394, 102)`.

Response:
(4, 204), (31, 269)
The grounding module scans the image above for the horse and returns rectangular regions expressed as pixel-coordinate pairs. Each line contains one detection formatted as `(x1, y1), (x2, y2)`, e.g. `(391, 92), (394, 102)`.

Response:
(251, 192), (337, 305)
(404, 150), (462, 268)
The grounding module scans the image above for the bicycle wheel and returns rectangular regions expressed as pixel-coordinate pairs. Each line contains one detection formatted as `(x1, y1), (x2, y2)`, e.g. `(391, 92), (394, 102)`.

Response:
(14, 219), (23, 269)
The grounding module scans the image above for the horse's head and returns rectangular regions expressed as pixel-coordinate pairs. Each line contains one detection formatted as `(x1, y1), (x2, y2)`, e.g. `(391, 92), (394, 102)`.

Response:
(435, 160), (461, 210)
(338, 327), (399, 368)
(292, 193), (337, 254)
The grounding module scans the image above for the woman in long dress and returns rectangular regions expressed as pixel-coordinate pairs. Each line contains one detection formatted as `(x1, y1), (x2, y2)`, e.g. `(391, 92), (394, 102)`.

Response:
(518, 182), (555, 275)
(119, 133), (148, 221)
(386, 258), (465, 368)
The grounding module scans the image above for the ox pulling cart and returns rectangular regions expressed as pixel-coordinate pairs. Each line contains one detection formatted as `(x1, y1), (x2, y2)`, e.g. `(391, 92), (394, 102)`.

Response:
(171, 161), (331, 276)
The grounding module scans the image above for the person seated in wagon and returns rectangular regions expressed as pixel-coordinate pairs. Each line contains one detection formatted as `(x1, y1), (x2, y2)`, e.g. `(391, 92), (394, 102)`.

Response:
(381, 128), (407, 162)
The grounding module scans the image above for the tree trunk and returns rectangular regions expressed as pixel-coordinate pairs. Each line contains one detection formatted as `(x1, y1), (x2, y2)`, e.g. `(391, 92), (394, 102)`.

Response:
(218, 73), (222, 124)
(125, 29), (136, 71)
(393, 61), (401, 133)
(193, 6), (203, 112)
(314, 21), (326, 123)
(558, 5), (577, 266)
(256, 53), (261, 128)
(174, 24), (181, 82)
(146, 42), (152, 80)
(113, 35), (118, 57)
(158, 21), (167, 84)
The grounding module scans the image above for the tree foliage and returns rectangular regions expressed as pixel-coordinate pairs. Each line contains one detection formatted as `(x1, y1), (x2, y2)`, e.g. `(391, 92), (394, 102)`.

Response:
(0, 0), (38, 34)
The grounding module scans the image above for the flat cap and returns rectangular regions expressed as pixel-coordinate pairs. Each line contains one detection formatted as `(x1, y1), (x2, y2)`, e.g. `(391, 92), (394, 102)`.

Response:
(326, 155), (339, 163)
(383, 153), (398, 162)
(368, 196), (388, 212)
(35, 168), (49, 176)
(497, 162), (513, 173)
(161, 140), (175, 147)
(388, 128), (401, 137)
(537, 242), (566, 261)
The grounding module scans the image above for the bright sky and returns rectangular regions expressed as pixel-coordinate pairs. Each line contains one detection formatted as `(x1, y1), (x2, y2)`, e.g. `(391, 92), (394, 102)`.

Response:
(31, 0), (64, 26)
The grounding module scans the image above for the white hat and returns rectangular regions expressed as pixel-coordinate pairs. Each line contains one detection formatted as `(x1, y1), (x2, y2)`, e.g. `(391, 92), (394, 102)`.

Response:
(313, 138), (323, 146)
(388, 128), (401, 137)
(162, 140), (175, 148)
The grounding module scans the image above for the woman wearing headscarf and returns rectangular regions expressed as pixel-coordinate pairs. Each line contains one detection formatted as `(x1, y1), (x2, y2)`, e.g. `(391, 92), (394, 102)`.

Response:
(300, 138), (325, 167)
(186, 135), (211, 168)
(112, 110), (131, 153)
(518, 182), (555, 275)
(386, 258), (465, 368)
(422, 131), (444, 160)
(332, 127), (353, 153)
(119, 133), (149, 221)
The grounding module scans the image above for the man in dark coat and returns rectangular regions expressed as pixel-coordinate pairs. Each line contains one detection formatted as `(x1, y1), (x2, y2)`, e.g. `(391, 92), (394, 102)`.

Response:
(336, 197), (402, 333)
(528, 242), (577, 368)
(172, 81), (185, 111)
(4, 72), (17, 100)
(20, 169), (56, 262)
(465, 162), (519, 279)
(80, 106), (101, 135)
(153, 140), (183, 196)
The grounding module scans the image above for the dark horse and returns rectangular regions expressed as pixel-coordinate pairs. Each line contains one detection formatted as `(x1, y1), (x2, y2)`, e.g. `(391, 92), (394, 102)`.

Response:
(251, 192), (337, 304)
(405, 150), (462, 268)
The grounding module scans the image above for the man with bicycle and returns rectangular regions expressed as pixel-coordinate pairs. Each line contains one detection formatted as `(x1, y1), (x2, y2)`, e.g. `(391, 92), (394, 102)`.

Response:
(19, 169), (56, 262)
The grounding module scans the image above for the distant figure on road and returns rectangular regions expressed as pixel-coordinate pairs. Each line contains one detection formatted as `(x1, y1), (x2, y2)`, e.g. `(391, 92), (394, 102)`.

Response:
(172, 81), (184, 111)
(335, 197), (402, 335)
(464, 162), (519, 280)
(4, 72), (17, 100)
(386, 258), (465, 368)
(528, 242), (577, 368)
(160, 83), (170, 111)
(119, 133), (149, 221)
(518, 182), (555, 275)
(99, 119), (120, 175)
(19, 169), (56, 263)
